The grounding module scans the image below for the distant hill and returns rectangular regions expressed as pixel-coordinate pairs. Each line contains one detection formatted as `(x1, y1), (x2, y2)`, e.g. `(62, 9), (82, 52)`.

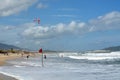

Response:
(103, 46), (120, 51)
(0, 43), (21, 50)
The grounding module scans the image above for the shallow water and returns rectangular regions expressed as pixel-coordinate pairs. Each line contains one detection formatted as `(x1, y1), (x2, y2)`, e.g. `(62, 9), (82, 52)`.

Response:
(0, 52), (120, 80)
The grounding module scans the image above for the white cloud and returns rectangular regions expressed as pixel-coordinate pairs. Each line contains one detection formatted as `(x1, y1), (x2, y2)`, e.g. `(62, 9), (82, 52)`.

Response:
(37, 3), (48, 9)
(0, 0), (37, 17)
(21, 11), (120, 40)
(22, 21), (87, 39)
(89, 11), (120, 31)
(0, 11), (120, 50)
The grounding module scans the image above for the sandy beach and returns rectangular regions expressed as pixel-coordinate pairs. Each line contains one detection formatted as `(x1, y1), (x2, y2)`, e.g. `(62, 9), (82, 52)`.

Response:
(0, 53), (21, 80)
(0, 53), (21, 66)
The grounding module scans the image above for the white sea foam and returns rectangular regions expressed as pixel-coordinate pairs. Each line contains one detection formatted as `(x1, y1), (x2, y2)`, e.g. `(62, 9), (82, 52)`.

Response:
(69, 56), (116, 60)
(59, 52), (78, 57)
(1, 51), (120, 80)
(14, 65), (26, 68)
(69, 51), (120, 60)
(20, 62), (41, 67)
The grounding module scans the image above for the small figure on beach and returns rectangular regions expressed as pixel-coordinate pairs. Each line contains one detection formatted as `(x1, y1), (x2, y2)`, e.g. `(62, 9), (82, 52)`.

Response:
(44, 54), (47, 59)
(26, 54), (30, 59)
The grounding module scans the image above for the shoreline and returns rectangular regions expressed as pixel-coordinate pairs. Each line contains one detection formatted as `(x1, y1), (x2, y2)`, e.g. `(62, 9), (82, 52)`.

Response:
(0, 53), (22, 80)
(0, 73), (19, 80)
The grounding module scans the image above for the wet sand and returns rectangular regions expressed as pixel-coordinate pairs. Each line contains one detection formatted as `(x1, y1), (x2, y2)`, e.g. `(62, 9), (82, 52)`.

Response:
(0, 53), (21, 80)
(0, 53), (20, 65)
(0, 73), (18, 80)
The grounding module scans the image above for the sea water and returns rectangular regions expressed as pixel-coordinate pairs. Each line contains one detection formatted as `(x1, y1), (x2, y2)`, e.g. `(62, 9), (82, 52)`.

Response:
(0, 51), (120, 80)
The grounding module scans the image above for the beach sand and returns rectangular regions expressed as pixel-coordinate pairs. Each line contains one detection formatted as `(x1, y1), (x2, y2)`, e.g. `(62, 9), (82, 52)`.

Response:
(0, 53), (21, 80)
(0, 53), (20, 66)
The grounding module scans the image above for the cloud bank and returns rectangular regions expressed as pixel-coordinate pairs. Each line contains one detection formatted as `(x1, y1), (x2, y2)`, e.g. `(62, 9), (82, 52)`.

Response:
(22, 11), (120, 39)
(1, 11), (120, 49)
(22, 21), (87, 39)
(89, 11), (120, 31)
(0, 0), (37, 17)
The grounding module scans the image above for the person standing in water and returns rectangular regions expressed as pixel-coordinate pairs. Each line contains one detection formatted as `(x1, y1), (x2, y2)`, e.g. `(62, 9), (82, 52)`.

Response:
(26, 54), (30, 59)
(44, 54), (47, 59)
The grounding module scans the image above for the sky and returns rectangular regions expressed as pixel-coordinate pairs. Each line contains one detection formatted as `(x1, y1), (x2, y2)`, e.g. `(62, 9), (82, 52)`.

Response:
(0, 0), (120, 51)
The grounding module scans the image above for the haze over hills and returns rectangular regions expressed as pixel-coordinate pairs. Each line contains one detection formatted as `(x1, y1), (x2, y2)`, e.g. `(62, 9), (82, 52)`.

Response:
(0, 43), (21, 50)
(0, 42), (120, 52)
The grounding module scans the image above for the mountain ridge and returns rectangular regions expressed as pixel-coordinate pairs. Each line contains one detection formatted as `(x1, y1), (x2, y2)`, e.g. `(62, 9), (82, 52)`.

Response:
(0, 43), (21, 50)
(103, 46), (120, 51)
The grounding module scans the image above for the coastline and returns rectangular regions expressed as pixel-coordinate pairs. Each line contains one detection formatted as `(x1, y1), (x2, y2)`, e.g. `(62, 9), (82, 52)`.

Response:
(0, 53), (21, 80)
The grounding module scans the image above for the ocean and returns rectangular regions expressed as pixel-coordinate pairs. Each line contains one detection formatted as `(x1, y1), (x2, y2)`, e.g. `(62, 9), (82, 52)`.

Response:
(0, 51), (120, 80)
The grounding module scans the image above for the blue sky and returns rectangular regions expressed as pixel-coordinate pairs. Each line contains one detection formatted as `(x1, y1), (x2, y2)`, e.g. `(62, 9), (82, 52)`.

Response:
(0, 0), (120, 51)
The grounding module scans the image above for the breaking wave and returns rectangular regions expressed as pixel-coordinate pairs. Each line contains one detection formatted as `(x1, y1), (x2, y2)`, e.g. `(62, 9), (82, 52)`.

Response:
(68, 51), (120, 60)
